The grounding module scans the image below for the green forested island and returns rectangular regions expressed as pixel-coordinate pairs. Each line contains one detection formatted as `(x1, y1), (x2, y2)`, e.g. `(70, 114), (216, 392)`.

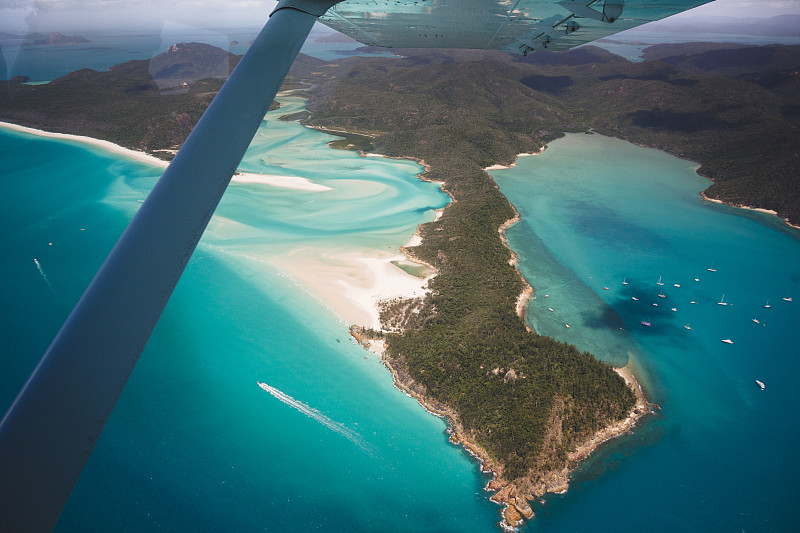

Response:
(2, 40), (798, 527)
(3, 42), (796, 222)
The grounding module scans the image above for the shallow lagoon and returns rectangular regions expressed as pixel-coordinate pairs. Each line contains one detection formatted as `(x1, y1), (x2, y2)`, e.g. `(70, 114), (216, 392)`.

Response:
(492, 133), (800, 532)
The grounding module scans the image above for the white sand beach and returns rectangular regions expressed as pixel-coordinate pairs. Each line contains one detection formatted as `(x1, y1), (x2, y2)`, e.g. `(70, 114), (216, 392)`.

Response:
(3, 119), (439, 332)
(484, 150), (543, 171)
(0, 122), (332, 192)
(0, 121), (169, 168)
(270, 247), (433, 330)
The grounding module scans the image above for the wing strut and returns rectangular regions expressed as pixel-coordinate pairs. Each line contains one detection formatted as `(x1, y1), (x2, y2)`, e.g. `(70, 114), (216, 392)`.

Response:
(0, 1), (340, 530)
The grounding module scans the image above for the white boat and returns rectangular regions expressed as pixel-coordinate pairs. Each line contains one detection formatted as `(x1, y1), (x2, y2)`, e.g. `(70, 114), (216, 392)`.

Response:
(722, 339), (733, 344)
(548, 307), (554, 312)
(783, 297), (793, 302)
(622, 278), (628, 285)
(764, 300), (771, 308)
(684, 324), (692, 330)
(641, 321), (651, 327)
(708, 261), (717, 272)
(752, 318), (760, 324)
(755, 380), (765, 390)
(658, 292), (666, 298)
(671, 308), (677, 312)
(565, 324), (570, 328)
(718, 294), (727, 306)
(690, 300), (697, 304)
(657, 275), (664, 286)
(632, 296), (638, 301)
(674, 283), (680, 288)
(694, 278), (700, 282)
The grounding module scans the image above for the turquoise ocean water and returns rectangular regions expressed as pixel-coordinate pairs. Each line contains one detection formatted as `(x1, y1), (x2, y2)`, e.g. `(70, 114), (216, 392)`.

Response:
(490, 133), (800, 532)
(0, 100), (504, 531)
(2, 56), (799, 533)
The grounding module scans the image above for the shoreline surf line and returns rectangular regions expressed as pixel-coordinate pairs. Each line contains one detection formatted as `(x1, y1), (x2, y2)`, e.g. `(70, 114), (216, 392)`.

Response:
(700, 191), (800, 230)
(0, 121), (170, 168)
(0, 121), (331, 192)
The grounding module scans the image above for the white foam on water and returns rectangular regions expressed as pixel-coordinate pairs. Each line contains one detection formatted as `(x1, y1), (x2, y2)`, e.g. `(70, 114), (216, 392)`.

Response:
(33, 258), (54, 293)
(257, 381), (375, 455)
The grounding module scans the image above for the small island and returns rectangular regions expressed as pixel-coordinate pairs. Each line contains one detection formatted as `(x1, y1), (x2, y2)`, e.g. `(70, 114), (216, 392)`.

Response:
(23, 32), (90, 45)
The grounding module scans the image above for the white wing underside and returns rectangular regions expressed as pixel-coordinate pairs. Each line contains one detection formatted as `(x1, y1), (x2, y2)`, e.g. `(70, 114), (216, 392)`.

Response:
(319, 0), (713, 55)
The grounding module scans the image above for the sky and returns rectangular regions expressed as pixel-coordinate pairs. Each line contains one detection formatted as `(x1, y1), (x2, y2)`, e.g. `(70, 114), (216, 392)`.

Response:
(1, 0), (799, 34)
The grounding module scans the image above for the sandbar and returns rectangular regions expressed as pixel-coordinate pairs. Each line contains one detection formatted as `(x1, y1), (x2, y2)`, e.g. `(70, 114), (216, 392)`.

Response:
(270, 247), (433, 330)
(232, 172), (332, 192)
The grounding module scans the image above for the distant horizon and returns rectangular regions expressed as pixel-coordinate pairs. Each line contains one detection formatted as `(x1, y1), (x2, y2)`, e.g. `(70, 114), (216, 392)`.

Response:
(2, 0), (800, 34)
(1, 12), (799, 42)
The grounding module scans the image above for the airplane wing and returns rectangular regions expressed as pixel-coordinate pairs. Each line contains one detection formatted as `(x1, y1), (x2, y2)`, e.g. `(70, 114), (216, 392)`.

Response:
(320, 0), (713, 55)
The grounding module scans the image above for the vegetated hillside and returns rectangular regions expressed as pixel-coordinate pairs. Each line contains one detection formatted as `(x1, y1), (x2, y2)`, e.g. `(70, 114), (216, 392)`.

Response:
(0, 45), (322, 155)
(577, 44), (800, 223)
(146, 42), (239, 89)
(314, 43), (800, 223)
(301, 42), (799, 499)
(305, 50), (637, 493)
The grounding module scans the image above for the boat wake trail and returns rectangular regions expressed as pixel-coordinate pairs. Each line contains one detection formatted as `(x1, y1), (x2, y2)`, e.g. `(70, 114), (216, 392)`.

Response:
(257, 382), (375, 455)
(33, 258), (54, 293)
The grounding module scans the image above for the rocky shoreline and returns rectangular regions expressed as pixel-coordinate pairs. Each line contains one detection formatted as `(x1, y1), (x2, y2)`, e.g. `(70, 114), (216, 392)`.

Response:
(347, 148), (653, 530)
(359, 324), (651, 530)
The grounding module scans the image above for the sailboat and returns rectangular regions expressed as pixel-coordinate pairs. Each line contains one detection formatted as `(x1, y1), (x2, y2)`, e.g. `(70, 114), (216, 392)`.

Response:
(622, 278), (628, 285)
(707, 261), (717, 272)
(718, 294), (727, 306)
(764, 300), (771, 308)
(656, 275), (664, 286)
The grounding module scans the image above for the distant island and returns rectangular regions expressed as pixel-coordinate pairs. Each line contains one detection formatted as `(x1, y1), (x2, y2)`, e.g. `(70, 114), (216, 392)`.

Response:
(2, 40), (798, 528)
(313, 32), (358, 43)
(23, 32), (90, 45)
